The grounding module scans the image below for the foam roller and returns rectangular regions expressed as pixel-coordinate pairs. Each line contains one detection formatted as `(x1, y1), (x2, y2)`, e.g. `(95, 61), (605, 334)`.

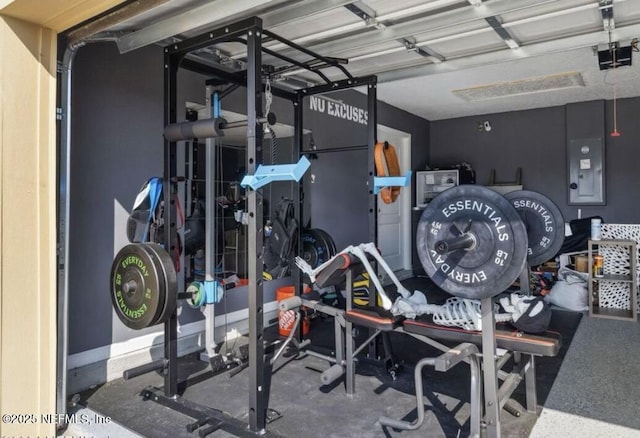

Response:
(279, 296), (302, 311)
(320, 364), (344, 385)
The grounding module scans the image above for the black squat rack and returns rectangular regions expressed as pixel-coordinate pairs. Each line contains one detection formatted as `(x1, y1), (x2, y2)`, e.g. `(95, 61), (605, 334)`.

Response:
(152, 15), (380, 436)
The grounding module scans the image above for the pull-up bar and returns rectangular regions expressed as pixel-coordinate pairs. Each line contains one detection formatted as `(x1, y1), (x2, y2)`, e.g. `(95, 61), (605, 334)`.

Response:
(163, 112), (277, 141)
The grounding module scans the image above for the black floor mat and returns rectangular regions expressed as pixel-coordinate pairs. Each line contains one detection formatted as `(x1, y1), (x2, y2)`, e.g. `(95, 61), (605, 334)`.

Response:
(80, 277), (582, 438)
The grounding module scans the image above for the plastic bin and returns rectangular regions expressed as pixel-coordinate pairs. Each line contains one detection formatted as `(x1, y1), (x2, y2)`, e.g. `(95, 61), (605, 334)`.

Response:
(276, 285), (310, 337)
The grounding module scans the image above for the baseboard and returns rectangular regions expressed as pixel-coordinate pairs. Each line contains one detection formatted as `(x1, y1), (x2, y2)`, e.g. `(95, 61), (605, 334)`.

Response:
(67, 302), (279, 395)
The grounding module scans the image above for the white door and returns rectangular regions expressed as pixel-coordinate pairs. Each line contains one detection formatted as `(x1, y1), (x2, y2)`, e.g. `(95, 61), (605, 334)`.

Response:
(377, 125), (411, 273)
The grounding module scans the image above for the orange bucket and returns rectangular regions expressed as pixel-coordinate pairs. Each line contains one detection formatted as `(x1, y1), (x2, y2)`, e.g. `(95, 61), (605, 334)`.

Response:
(276, 285), (310, 337)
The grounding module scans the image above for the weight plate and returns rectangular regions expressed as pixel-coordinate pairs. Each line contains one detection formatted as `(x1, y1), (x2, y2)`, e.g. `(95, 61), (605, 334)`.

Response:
(110, 243), (176, 329)
(302, 229), (333, 269)
(313, 228), (337, 258)
(138, 244), (167, 327)
(504, 190), (565, 266)
(417, 185), (528, 300)
(142, 243), (177, 324)
(110, 243), (166, 330)
(326, 229), (337, 256)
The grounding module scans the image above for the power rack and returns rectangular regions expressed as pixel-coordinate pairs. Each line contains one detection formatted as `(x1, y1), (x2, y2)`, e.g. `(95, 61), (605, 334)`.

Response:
(153, 16), (379, 435)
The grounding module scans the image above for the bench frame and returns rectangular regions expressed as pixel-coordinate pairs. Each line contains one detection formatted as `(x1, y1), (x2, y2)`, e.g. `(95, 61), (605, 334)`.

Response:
(281, 246), (561, 438)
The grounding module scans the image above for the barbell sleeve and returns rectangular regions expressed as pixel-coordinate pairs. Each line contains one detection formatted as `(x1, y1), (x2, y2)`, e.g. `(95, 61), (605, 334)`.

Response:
(163, 112), (277, 142)
(223, 112), (276, 129)
(163, 117), (228, 142)
(122, 280), (137, 295)
(434, 233), (475, 254)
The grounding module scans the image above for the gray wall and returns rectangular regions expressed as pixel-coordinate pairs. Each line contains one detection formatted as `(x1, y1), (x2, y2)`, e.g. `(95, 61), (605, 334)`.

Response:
(69, 42), (430, 356)
(601, 96), (640, 222)
(429, 98), (640, 224)
(69, 42), (220, 355)
(70, 43), (162, 355)
(213, 87), (430, 250)
(301, 90), (430, 249)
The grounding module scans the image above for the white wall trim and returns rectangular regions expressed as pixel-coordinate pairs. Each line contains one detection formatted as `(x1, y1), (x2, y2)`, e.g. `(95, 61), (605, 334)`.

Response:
(67, 301), (279, 393)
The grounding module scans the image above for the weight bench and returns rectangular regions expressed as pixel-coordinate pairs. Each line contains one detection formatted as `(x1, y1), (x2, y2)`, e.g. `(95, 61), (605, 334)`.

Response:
(291, 242), (563, 437)
(298, 187), (567, 436)
(298, 299), (484, 435)
(292, 245), (483, 436)
(343, 304), (561, 437)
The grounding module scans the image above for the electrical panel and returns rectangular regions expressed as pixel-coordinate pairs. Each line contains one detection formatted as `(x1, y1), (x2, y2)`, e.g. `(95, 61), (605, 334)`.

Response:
(567, 137), (605, 205)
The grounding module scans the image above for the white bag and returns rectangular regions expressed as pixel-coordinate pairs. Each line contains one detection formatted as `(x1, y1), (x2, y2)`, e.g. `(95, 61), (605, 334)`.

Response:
(544, 267), (589, 312)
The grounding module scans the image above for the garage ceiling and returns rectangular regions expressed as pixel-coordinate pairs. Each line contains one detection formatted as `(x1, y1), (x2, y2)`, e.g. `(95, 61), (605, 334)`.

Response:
(72, 0), (640, 120)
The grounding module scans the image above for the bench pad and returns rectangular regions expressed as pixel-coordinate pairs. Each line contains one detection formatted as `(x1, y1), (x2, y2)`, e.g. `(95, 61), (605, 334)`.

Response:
(403, 318), (561, 357)
(345, 308), (403, 331)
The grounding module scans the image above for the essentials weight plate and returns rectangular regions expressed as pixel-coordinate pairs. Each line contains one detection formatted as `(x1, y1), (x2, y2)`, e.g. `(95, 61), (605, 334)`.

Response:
(110, 243), (176, 330)
(417, 185), (528, 300)
(504, 190), (565, 266)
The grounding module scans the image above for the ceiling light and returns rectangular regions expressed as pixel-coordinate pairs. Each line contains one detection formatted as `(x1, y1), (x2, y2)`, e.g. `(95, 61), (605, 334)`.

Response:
(468, 0), (482, 6)
(451, 72), (585, 101)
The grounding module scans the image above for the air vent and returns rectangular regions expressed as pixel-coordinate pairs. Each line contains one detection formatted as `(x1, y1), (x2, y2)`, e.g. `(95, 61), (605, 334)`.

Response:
(452, 71), (585, 101)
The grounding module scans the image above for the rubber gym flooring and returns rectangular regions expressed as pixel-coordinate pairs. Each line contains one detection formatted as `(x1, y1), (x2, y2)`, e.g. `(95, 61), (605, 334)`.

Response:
(77, 278), (582, 438)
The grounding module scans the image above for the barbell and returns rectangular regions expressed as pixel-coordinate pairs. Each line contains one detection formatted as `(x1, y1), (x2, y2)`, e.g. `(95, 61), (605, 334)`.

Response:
(417, 186), (564, 300)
